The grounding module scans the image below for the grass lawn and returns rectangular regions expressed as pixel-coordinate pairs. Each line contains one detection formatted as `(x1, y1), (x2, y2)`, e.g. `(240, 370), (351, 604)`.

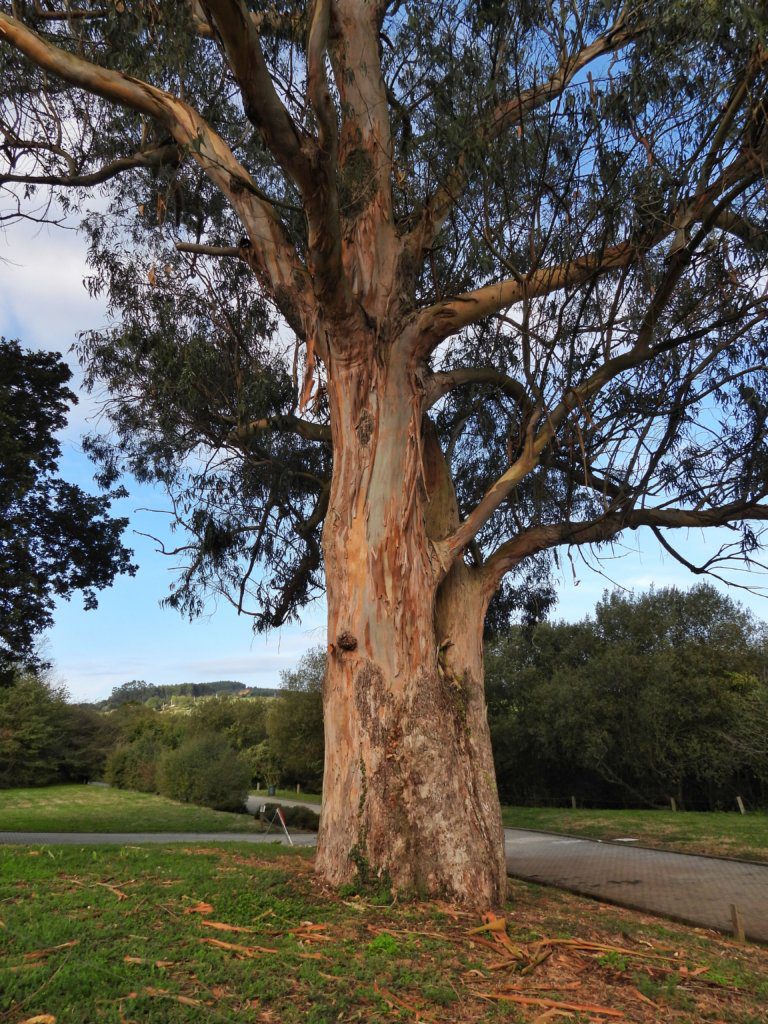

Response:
(501, 806), (768, 861)
(2, 843), (767, 1023)
(0, 785), (263, 833)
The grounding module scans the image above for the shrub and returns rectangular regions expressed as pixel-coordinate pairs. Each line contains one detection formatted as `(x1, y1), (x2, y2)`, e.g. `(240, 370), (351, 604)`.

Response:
(105, 732), (164, 792)
(258, 802), (320, 832)
(158, 733), (251, 811)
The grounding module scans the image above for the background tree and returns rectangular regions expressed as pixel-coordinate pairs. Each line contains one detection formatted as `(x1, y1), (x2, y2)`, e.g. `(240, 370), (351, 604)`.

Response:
(0, 671), (116, 786)
(2, 2), (768, 904)
(188, 692), (269, 750)
(105, 708), (186, 793)
(0, 338), (135, 682)
(267, 646), (325, 790)
(0, 672), (68, 787)
(486, 585), (768, 808)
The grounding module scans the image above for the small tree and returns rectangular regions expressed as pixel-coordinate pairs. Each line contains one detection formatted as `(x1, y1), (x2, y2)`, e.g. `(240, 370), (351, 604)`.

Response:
(188, 693), (269, 750)
(246, 740), (283, 790)
(0, 672), (67, 787)
(268, 648), (325, 789)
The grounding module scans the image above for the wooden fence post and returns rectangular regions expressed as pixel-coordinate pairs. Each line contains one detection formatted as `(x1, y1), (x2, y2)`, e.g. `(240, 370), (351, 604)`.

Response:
(730, 904), (746, 942)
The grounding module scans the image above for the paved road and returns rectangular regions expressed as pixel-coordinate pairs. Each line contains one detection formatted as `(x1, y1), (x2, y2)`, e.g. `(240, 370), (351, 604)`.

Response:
(0, 830), (316, 846)
(505, 828), (768, 942)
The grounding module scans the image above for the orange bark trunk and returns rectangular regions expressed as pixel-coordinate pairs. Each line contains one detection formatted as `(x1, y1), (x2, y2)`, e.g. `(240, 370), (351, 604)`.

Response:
(315, 344), (506, 907)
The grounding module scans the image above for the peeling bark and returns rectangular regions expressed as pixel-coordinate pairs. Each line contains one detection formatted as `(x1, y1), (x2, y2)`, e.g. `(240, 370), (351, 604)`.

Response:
(316, 340), (506, 907)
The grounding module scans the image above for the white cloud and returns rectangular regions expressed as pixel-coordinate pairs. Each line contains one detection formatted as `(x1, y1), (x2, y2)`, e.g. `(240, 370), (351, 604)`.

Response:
(0, 217), (107, 433)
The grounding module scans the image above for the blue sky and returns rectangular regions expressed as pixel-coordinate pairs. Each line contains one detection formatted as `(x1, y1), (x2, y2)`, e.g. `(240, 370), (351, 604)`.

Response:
(2, 217), (766, 703)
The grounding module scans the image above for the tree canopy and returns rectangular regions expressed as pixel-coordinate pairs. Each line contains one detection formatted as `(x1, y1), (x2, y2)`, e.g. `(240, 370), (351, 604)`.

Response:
(0, 338), (135, 681)
(1, 3), (766, 626)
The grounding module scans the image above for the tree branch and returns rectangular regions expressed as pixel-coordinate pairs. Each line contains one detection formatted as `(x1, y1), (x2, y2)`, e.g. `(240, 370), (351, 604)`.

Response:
(415, 238), (640, 355)
(480, 500), (768, 591)
(228, 414), (332, 445)
(437, 291), (763, 566)
(424, 366), (532, 412)
(304, 0), (347, 315)
(328, 0), (396, 296)
(0, 10), (315, 331)
(0, 142), (180, 187)
(175, 242), (242, 258)
(199, 0), (314, 193)
(188, 1), (302, 40)
(414, 152), (763, 354)
(31, 2), (104, 21)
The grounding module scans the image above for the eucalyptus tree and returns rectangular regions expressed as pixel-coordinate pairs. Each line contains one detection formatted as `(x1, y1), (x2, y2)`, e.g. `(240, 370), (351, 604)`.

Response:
(1, 1), (767, 905)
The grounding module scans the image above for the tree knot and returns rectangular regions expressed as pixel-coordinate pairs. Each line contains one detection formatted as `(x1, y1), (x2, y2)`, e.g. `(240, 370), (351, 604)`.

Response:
(356, 410), (375, 446)
(337, 630), (358, 652)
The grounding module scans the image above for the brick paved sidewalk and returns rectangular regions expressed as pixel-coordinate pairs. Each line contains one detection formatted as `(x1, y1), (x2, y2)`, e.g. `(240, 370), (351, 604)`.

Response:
(505, 828), (768, 942)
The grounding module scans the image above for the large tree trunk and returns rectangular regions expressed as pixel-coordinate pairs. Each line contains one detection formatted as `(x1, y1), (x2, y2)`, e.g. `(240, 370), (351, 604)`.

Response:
(315, 341), (506, 907)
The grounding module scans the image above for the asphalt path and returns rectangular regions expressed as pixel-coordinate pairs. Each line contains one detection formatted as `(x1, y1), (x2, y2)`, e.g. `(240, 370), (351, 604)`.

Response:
(0, 830), (317, 846)
(505, 827), (768, 942)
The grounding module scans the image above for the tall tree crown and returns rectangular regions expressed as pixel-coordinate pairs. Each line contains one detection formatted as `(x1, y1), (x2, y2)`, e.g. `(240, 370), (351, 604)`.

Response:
(1, 1), (767, 625)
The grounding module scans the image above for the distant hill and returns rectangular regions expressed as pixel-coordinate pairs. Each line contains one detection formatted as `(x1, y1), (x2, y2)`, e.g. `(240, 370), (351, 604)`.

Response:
(98, 679), (279, 709)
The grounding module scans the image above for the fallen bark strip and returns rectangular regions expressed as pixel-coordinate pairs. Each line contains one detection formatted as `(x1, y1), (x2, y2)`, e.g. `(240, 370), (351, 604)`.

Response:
(199, 937), (278, 956)
(373, 981), (437, 1021)
(472, 992), (625, 1016)
(533, 938), (679, 961)
(201, 919), (258, 934)
(23, 940), (79, 961)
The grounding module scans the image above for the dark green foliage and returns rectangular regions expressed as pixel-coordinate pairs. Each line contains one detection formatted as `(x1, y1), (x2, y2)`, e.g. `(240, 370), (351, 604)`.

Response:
(0, 673), (68, 787)
(0, 672), (114, 787)
(57, 703), (117, 783)
(247, 739), (283, 789)
(188, 693), (268, 750)
(104, 694), (267, 809)
(0, 339), (135, 682)
(267, 647), (325, 790)
(487, 584), (768, 808)
(104, 704), (187, 792)
(157, 733), (251, 812)
(105, 731), (166, 793)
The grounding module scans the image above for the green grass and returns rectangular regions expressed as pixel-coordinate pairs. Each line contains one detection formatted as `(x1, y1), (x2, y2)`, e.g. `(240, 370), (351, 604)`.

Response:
(251, 787), (322, 805)
(501, 805), (768, 861)
(0, 785), (263, 833)
(2, 843), (767, 1023)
